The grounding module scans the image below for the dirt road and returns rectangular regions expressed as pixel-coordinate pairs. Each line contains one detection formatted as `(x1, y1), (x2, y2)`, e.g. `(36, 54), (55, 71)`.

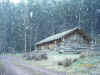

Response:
(0, 56), (66, 75)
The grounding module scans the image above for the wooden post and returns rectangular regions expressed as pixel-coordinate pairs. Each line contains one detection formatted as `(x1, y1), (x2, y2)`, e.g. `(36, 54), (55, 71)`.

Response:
(25, 31), (27, 53)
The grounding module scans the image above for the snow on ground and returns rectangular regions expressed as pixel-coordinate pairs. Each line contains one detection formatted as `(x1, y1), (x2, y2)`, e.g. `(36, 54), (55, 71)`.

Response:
(22, 51), (100, 75)
(23, 52), (80, 72)
(1, 52), (100, 75)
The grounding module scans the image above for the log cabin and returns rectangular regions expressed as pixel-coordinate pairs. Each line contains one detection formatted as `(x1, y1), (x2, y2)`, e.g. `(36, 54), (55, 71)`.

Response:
(35, 27), (92, 51)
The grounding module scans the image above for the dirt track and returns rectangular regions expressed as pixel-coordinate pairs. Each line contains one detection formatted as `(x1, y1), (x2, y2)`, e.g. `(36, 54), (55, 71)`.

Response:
(0, 56), (66, 75)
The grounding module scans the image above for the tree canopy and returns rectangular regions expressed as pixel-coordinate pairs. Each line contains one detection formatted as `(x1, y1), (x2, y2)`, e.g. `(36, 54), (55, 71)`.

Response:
(0, 0), (100, 52)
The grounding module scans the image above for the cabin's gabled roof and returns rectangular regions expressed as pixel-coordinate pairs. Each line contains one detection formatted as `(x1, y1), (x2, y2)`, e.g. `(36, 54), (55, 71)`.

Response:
(35, 27), (91, 45)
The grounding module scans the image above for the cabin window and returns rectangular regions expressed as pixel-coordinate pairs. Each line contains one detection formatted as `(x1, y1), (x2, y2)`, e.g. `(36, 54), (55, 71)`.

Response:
(49, 44), (54, 49)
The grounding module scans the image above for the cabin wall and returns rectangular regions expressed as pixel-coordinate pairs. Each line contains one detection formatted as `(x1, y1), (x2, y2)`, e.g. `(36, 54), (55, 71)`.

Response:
(36, 42), (55, 50)
(58, 33), (90, 51)
(36, 33), (90, 51)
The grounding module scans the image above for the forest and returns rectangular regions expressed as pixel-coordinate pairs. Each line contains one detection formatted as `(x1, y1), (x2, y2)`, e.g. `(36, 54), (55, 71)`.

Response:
(0, 0), (100, 52)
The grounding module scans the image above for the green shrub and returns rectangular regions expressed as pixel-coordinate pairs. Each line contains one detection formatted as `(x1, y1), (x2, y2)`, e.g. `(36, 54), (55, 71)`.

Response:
(57, 58), (78, 67)
(80, 54), (86, 58)
(73, 58), (78, 62)
(41, 53), (48, 60)
(58, 61), (63, 66)
(76, 51), (81, 54)
(63, 58), (73, 67)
